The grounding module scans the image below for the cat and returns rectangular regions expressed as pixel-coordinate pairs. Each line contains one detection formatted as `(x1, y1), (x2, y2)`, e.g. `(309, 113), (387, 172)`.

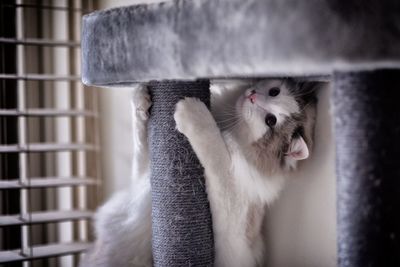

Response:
(80, 79), (317, 267)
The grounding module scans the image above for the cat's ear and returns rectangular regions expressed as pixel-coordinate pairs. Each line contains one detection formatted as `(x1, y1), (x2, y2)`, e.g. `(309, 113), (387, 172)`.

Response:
(287, 136), (309, 160)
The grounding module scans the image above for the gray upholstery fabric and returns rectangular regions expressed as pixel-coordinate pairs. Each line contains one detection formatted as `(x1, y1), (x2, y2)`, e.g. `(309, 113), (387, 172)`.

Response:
(82, 0), (400, 85)
(148, 80), (214, 266)
(333, 69), (400, 267)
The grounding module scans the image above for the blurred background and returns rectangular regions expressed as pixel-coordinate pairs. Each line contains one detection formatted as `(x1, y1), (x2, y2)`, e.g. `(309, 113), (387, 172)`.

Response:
(0, 0), (336, 266)
(1, 1), (97, 266)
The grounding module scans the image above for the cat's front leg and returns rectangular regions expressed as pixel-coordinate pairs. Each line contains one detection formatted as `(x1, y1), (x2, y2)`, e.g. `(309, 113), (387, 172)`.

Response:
(131, 85), (152, 180)
(174, 97), (241, 267)
(174, 97), (231, 176)
(174, 96), (232, 224)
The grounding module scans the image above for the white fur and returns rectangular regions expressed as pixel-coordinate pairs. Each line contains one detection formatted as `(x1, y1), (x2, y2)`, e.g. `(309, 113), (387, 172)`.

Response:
(82, 80), (310, 267)
(174, 80), (299, 267)
(80, 85), (152, 267)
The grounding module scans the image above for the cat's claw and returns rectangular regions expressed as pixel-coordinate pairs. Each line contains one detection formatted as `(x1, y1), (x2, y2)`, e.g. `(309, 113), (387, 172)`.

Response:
(132, 85), (152, 120)
(174, 97), (213, 136)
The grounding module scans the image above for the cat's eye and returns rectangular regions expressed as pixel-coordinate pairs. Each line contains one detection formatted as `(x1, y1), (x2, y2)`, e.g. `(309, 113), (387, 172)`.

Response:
(269, 87), (280, 97)
(265, 114), (277, 127)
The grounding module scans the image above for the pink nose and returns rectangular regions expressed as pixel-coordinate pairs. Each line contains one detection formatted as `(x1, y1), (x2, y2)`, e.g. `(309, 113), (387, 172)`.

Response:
(248, 90), (256, 103)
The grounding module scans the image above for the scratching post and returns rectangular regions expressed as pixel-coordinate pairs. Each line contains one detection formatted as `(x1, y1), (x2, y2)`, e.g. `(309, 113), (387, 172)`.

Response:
(148, 80), (214, 266)
(333, 69), (400, 267)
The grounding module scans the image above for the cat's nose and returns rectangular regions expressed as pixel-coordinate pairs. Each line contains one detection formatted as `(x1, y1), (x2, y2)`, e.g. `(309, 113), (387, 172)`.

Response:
(247, 89), (256, 103)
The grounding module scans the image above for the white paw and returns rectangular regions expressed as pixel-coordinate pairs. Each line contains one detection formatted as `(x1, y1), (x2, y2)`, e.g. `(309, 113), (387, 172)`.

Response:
(174, 97), (213, 136)
(132, 84), (152, 120)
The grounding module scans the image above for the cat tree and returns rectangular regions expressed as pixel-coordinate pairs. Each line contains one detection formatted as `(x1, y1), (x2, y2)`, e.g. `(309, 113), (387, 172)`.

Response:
(82, 0), (400, 266)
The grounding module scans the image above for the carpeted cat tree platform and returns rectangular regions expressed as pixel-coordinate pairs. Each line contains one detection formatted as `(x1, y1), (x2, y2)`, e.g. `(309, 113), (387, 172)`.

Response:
(82, 0), (400, 266)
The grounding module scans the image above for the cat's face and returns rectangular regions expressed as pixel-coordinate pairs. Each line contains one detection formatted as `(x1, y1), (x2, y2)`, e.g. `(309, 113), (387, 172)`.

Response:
(236, 80), (300, 141)
(235, 79), (316, 169)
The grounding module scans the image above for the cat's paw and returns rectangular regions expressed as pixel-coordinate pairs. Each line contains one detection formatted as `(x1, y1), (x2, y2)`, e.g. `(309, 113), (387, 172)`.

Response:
(174, 97), (213, 136)
(132, 85), (152, 120)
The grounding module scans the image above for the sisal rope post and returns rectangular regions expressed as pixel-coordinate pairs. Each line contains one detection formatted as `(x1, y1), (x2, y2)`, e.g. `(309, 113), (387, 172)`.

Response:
(148, 80), (214, 266)
(333, 69), (400, 267)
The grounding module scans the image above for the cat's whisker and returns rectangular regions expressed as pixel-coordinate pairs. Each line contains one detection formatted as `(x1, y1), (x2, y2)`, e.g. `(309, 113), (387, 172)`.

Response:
(219, 108), (237, 116)
(216, 116), (238, 124)
(220, 120), (241, 131)
(222, 117), (245, 133)
(220, 117), (242, 130)
(217, 112), (237, 118)
(297, 101), (314, 114)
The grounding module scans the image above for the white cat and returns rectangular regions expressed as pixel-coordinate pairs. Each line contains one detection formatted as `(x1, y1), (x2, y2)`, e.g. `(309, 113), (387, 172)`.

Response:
(80, 79), (317, 267)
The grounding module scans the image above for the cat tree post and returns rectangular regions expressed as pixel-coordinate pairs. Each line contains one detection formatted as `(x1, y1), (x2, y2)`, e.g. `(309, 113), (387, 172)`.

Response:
(333, 70), (400, 267)
(148, 80), (214, 265)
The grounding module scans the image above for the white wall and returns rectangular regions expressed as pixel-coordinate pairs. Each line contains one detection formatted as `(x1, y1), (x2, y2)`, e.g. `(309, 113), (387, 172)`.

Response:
(97, 1), (337, 266)
(98, 86), (132, 198)
(266, 84), (337, 267)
